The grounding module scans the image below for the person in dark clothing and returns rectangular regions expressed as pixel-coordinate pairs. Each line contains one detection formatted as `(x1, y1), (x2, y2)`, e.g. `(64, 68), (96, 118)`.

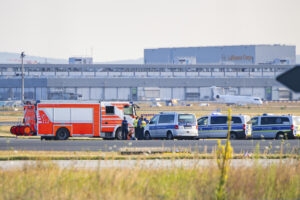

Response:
(121, 117), (129, 140)
(137, 118), (143, 140)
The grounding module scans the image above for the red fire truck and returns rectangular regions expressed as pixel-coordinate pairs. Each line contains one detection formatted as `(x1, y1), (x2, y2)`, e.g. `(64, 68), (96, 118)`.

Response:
(10, 100), (137, 140)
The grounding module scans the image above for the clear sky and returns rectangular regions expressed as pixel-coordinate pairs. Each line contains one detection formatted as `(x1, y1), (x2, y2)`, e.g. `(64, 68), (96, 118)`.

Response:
(0, 0), (299, 62)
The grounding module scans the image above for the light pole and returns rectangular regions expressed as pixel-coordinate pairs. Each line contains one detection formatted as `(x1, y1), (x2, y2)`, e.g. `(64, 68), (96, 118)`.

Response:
(21, 52), (25, 102)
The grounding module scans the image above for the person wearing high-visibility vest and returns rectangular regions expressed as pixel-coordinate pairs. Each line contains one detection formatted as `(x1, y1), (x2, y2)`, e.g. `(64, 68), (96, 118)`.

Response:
(140, 119), (147, 140)
(133, 117), (139, 139)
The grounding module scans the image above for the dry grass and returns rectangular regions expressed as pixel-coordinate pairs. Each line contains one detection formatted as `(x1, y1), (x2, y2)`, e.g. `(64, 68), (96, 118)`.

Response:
(0, 110), (23, 116)
(0, 160), (299, 200)
(0, 116), (22, 122)
(0, 150), (299, 161)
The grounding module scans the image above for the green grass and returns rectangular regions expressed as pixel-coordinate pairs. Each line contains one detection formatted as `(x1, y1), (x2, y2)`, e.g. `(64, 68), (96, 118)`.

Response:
(0, 161), (299, 200)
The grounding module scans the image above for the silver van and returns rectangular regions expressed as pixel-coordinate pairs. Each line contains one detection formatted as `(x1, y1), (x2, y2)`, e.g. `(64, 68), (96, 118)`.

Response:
(251, 114), (300, 139)
(144, 112), (198, 140)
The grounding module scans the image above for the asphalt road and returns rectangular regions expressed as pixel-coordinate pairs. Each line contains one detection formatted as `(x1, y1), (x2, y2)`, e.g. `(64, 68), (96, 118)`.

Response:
(0, 138), (299, 154)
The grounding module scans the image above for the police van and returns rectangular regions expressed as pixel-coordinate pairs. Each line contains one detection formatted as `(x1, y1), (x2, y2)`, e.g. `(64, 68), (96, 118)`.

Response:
(144, 112), (198, 140)
(251, 114), (300, 139)
(197, 113), (251, 139)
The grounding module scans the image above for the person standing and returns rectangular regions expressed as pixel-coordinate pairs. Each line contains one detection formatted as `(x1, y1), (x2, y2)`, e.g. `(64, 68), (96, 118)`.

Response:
(134, 116), (139, 139)
(137, 117), (143, 140)
(121, 117), (129, 140)
(141, 118), (147, 140)
(144, 118), (149, 124)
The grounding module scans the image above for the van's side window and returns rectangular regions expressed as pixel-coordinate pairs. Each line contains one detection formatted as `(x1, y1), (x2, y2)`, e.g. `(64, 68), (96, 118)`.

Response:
(198, 117), (208, 126)
(158, 115), (175, 124)
(251, 117), (258, 126)
(105, 106), (115, 114)
(261, 117), (290, 125)
(211, 116), (227, 124)
(232, 117), (242, 124)
(280, 117), (290, 124)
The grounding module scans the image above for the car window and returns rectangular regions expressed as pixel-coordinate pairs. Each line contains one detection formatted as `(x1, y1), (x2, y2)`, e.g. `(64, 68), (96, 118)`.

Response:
(261, 117), (290, 125)
(251, 117), (258, 126)
(158, 115), (175, 124)
(280, 117), (290, 124)
(178, 114), (196, 124)
(232, 117), (242, 124)
(198, 117), (208, 126)
(149, 115), (159, 124)
(261, 117), (273, 125)
(211, 116), (227, 124)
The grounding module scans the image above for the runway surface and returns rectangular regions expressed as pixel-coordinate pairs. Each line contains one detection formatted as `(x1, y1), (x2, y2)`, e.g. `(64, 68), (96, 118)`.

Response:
(0, 138), (299, 154)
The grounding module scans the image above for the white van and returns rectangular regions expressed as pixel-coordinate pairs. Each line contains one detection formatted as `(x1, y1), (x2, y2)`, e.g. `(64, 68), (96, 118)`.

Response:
(251, 114), (300, 139)
(144, 112), (198, 140)
(197, 113), (251, 139)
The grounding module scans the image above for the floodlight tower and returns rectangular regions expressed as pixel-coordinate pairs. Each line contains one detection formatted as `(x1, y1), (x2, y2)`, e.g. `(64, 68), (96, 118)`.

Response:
(20, 52), (25, 102)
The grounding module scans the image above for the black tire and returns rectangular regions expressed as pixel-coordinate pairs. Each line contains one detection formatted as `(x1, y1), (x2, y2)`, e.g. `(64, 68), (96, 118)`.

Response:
(55, 128), (70, 140)
(115, 128), (123, 140)
(229, 132), (237, 140)
(166, 131), (174, 140)
(144, 131), (151, 140)
(276, 132), (286, 140)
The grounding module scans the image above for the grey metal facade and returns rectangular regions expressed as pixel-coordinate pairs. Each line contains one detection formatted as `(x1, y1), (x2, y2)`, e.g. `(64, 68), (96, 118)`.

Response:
(144, 45), (296, 65)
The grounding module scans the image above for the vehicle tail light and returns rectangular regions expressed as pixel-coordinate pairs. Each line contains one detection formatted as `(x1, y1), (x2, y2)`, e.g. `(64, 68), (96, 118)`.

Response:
(175, 125), (179, 129)
(196, 125), (198, 130)
(291, 124), (294, 132)
(243, 124), (246, 130)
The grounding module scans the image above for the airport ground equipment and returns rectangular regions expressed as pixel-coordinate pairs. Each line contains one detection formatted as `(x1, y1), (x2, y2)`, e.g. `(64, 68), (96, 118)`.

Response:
(10, 100), (137, 140)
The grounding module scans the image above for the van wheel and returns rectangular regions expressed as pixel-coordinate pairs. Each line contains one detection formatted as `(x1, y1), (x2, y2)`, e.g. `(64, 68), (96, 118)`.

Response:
(55, 128), (70, 140)
(115, 128), (123, 140)
(167, 131), (174, 140)
(144, 131), (151, 140)
(229, 132), (237, 140)
(276, 132), (286, 140)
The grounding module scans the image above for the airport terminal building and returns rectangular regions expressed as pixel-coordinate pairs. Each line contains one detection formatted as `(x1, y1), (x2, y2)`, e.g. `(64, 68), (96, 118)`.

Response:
(0, 63), (297, 102)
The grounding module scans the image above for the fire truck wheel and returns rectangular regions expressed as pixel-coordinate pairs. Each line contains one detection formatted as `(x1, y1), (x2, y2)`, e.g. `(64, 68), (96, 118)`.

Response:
(56, 128), (70, 140)
(115, 128), (123, 140)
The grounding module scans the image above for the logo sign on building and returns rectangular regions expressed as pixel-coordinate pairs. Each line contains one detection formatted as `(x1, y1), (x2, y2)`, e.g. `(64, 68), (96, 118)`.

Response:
(276, 65), (300, 92)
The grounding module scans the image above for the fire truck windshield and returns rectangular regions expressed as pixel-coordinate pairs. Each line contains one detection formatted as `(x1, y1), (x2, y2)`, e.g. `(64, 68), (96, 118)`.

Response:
(123, 105), (134, 116)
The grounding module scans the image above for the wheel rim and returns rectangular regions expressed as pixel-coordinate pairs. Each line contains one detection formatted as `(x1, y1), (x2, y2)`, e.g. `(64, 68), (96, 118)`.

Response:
(277, 134), (284, 139)
(145, 133), (150, 140)
(116, 129), (122, 140)
(167, 133), (173, 140)
(230, 134), (236, 140)
(58, 130), (67, 139)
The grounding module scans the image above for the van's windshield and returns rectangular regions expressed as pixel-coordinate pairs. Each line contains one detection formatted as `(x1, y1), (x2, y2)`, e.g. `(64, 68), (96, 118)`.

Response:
(178, 114), (196, 124)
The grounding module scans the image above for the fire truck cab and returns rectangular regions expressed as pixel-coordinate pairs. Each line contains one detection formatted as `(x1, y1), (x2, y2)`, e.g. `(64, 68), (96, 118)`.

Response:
(11, 100), (137, 140)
